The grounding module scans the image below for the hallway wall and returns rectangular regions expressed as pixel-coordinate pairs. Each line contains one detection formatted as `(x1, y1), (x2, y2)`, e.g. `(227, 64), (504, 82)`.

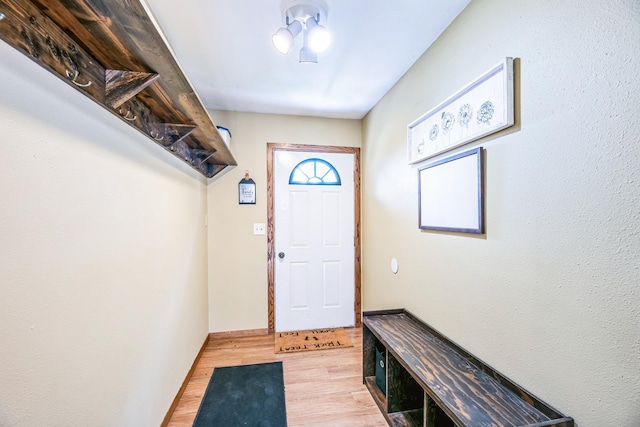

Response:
(206, 110), (361, 333)
(361, 1), (640, 425)
(0, 42), (209, 426)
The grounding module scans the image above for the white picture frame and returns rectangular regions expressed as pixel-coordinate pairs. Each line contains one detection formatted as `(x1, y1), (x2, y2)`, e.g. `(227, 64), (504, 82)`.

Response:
(418, 148), (483, 234)
(408, 58), (514, 164)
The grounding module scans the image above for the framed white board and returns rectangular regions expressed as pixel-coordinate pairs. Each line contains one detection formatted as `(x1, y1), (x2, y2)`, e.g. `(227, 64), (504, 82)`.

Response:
(418, 148), (484, 234)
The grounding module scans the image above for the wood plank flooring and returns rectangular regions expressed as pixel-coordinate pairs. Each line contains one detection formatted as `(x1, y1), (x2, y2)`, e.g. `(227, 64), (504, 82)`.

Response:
(167, 328), (387, 426)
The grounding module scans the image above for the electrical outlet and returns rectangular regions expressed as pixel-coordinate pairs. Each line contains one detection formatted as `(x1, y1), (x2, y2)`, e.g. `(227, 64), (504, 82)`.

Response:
(253, 223), (266, 235)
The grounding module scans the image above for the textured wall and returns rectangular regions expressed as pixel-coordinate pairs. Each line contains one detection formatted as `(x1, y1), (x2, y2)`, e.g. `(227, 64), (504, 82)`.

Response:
(0, 42), (209, 426)
(206, 110), (361, 333)
(361, 0), (640, 426)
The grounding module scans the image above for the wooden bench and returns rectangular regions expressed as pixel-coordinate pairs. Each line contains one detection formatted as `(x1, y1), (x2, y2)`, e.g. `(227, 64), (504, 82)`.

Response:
(363, 309), (573, 427)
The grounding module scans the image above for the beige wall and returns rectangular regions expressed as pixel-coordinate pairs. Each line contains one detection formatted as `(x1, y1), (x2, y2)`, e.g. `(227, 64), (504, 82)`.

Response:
(362, 0), (640, 426)
(0, 43), (209, 426)
(206, 110), (361, 333)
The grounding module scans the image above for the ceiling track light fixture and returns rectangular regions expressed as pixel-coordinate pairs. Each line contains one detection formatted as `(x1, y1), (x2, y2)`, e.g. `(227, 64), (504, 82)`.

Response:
(272, 0), (331, 63)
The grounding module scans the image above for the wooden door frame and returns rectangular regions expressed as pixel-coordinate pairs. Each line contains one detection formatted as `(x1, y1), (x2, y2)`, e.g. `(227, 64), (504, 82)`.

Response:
(267, 143), (361, 333)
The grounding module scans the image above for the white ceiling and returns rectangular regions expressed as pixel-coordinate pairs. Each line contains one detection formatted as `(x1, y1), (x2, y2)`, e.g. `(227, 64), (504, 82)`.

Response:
(144, 0), (470, 120)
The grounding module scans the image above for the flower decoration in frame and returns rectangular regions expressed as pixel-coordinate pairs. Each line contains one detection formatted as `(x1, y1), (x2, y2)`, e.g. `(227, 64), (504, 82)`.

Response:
(408, 58), (514, 164)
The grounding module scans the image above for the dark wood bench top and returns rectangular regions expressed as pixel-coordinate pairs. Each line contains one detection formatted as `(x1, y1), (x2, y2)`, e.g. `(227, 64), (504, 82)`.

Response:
(364, 311), (573, 427)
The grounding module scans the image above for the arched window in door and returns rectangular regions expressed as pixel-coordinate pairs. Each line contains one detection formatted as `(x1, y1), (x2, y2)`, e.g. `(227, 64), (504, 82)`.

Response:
(288, 158), (341, 185)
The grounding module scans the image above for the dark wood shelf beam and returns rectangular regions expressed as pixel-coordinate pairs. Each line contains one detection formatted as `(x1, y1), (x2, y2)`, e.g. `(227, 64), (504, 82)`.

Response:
(0, 0), (236, 178)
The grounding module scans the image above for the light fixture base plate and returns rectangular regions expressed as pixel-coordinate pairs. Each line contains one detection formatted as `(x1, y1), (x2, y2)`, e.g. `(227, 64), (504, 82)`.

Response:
(281, 0), (328, 26)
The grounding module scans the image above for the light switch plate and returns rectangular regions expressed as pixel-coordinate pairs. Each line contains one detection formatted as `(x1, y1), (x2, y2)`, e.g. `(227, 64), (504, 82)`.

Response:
(253, 223), (266, 235)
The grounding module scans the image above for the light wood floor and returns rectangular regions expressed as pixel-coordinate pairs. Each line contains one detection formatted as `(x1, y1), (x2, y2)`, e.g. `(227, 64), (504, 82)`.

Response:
(167, 327), (387, 426)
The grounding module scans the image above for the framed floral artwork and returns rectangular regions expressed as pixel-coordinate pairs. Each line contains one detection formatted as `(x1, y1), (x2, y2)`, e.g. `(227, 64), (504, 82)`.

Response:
(408, 58), (514, 164)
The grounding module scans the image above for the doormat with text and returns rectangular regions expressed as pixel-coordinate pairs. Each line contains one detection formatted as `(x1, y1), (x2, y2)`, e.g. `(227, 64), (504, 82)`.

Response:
(275, 328), (353, 354)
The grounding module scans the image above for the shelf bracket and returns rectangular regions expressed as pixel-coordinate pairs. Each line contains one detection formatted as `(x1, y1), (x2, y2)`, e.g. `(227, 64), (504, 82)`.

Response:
(105, 69), (160, 108)
(164, 123), (198, 145)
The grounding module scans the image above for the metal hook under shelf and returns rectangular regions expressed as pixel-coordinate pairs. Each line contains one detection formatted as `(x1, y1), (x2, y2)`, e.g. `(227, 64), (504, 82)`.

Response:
(150, 130), (164, 141)
(118, 108), (137, 121)
(65, 68), (92, 87)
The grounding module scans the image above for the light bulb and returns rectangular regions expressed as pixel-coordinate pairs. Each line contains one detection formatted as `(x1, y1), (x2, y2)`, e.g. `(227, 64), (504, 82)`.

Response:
(272, 28), (293, 54)
(305, 17), (330, 52)
(272, 20), (303, 55)
(299, 46), (318, 63)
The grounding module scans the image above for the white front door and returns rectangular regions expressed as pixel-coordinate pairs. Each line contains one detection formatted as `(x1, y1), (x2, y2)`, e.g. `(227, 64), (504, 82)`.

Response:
(274, 150), (355, 332)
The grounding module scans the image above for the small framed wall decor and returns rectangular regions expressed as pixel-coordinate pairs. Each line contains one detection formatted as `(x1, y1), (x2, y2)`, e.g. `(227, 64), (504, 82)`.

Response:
(239, 172), (256, 204)
(408, 57), (514, 164)
(418, 147), (483, 234)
